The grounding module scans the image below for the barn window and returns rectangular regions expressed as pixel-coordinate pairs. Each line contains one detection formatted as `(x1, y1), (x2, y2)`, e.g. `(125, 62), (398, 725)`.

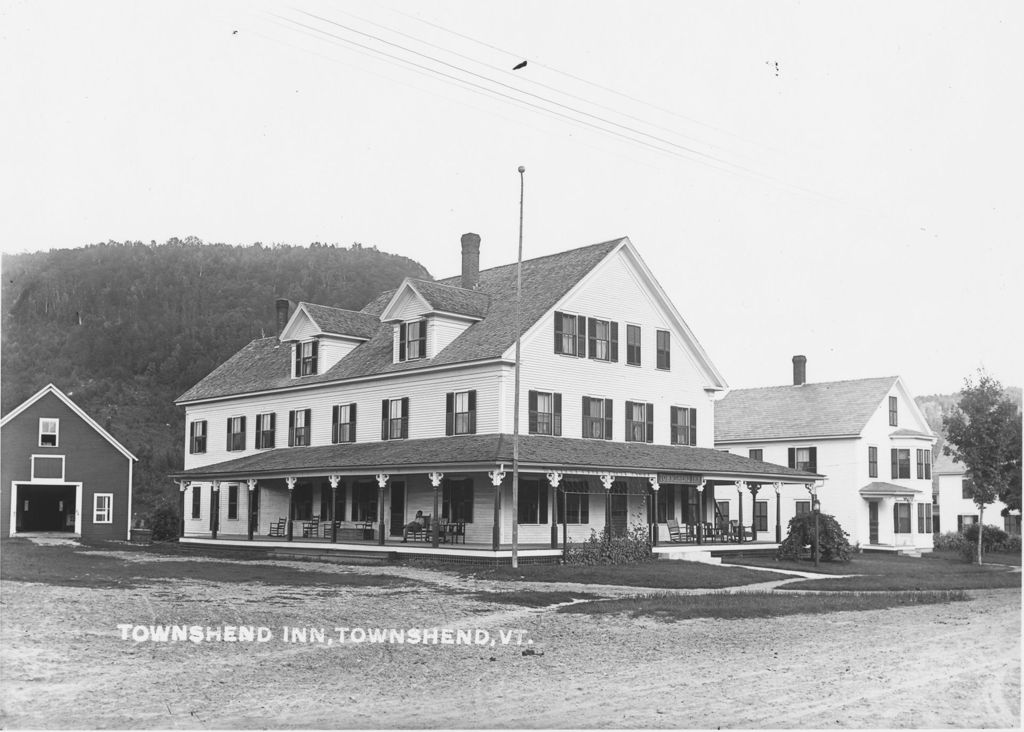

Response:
(38, 418), (59, 447)
(93, 494), (113, 524)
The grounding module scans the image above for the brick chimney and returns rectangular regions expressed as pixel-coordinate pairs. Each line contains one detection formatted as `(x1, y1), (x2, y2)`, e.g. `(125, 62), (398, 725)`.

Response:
(461, 232), (481, 289)
(793, 355), (807, 386)
(276, 298), (291, 335)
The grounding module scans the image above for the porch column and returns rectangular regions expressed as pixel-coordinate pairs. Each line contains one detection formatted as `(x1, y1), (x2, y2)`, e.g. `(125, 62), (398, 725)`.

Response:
(328, 475), (341, 543)
(547, 471), (563, 549)
(748, 483), (760, 541)
(285, 477), (296, 541)
(600, 473), (614, 537)
(774, 482), (783, 543)
(377, 473), (390, 546)
(177, 481), (189, 538)
(246, 479), (257, 540)
(649, 477), (660, 547)
(210, 481), (220, 540)
(427, 472), (443, 547)
(735, 481), (746, 543)
(695, 480), (707, 544)
(561, 485), (568, 561)
(488, 465), (506, 551)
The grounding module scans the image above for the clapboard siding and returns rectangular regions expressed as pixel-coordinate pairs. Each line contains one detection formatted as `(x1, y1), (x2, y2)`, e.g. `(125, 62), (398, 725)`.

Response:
(429, 315), (471, 358)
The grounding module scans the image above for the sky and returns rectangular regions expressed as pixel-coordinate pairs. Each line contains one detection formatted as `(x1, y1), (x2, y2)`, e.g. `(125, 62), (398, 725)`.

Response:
(2, 0), (1021, 396)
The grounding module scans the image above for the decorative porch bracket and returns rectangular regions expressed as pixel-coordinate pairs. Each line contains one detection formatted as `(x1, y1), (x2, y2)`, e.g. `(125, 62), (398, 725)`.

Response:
(376, 473), (391, 488)
(488, 465), (505, 487)
(285, 477), (296, 541)
(246, 479), (257, 541)
(545, 470), (562, 488)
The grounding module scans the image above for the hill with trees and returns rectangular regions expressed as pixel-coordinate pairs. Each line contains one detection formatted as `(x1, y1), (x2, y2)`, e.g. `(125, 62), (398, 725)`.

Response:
(1, 238), (430, 518)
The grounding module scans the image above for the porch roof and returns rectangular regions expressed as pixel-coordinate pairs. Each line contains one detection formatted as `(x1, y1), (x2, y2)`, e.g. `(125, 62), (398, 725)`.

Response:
(858, 481), (924, 498)
(171, 434), (821, 483)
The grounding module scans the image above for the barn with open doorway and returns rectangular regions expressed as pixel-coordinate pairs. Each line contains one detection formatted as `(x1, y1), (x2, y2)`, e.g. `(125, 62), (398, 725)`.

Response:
(1, 384), (136, 541)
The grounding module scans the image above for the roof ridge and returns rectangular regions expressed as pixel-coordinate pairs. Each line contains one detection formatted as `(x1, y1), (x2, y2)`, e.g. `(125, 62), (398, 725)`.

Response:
(727, 375), (899, 392)
(436, 237), (623, 284)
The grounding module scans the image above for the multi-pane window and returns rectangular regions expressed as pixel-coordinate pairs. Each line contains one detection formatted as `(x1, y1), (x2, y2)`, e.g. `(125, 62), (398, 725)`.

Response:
(868, 446), (878, 478)
(626, 325), (641, 366)
(190, 420), (207, 454)
(749, 448), (763, 461)
(553, 312), (584, 356)
(255, 413), (275, 449)
(889, 396), (898, 426)
(625, 401), (653, 442)
(93, 494), (113, 524)
(332, 404), (356, 443)
(789, 447), (817, 473)
(446, 391), (476, 435)
(351, 481), (377, 522)
(381, 398), (409, 440)
(38, 418), (59, 447)
(957, 514), (977, 532)
(442, 477), (474, 522)
(227, 484), (238, 520)
(295, 340), (318, 376)
(917, 503), (933, 533)
(528, 390), (562, 436)
(517, 478), (548, 524)
(656, 330), (671, 370)
(557, 481), (590, 524)
(582, 397), (612, 440)
(891, 448), (911, 479)
(893, 503), (912, 533)
(916, 449), (932, 479)
(191, 486), (201, 519)
(399, 320), (426, 361)
(795, 501), (810, 516)
(587, 318), (617, 361)
(288, 409), (311, 447)
(961, 477), (974, 500)
(226, 416), (246, 452)
(754, 501), (768, 531)
(670, 407), (697, 446)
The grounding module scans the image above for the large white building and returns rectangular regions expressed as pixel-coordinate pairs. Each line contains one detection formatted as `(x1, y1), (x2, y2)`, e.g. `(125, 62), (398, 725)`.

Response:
(933, 452), (1020, 535)
(172, 234), (817, 558)
(715, 357), (937, 553)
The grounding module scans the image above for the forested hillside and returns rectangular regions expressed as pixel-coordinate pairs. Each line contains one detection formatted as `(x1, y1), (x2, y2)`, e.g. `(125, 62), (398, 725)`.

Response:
(2, 238), (430, 517)
(916, 388), (1022, 459)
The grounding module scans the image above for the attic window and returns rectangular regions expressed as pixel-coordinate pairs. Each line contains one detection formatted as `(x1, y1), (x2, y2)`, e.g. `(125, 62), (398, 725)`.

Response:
(295, 340), (318, 377)
(399, 320), (426, 361)
(39, 418), (59, 447)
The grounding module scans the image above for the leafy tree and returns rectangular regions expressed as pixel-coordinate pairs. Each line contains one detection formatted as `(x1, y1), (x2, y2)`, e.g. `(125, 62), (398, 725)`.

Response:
(943, 370), (1022, 564)
(776, 512), (851, 562)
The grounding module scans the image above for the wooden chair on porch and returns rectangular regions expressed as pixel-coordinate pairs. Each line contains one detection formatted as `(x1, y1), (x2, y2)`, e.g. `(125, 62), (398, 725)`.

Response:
(268, 518), (287, 537)
(302, 515), (321, 538)
(667, 519), (686, 543)
(406, 514), (431, 542)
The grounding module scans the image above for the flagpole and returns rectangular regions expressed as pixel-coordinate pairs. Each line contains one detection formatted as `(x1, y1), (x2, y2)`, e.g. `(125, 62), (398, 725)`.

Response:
(512, 165), (525, 569)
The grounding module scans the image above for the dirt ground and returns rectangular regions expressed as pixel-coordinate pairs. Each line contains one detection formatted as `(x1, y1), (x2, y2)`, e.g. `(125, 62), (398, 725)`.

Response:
(1, 540), (1020, 729)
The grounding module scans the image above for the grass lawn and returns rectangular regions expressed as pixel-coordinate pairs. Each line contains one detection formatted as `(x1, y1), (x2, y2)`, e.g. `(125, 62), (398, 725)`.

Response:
(558, 589), (970, 622)
(461, 560), (791, 589)
(468, 590), (601, 607)
(726, 550), (1021, 590)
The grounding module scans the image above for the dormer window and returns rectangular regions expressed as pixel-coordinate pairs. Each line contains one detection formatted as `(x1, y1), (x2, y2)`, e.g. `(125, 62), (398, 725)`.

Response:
(399, 320), (426, 361)
(295, 340), (318, 377)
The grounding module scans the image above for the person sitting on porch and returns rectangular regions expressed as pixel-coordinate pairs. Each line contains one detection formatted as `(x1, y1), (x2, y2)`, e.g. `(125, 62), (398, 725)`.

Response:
(401, 511), (426, 542)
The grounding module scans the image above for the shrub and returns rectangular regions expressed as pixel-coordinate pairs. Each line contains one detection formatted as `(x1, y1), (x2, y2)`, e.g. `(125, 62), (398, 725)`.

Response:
(776, 512), (851, 562)
(933, 531), (968, 553)
(148, 506), (180, 542)
(962, 523), (1016, 554)
(564, 524), (652, 565)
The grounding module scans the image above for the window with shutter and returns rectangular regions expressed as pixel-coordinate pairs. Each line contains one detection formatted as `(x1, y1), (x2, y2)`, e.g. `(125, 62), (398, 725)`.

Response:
(255, 413), (275, 449)
(448, 390), (476, 435)
(868, 446), (878, 478)
(382, 398), (408, 439)
(625, 401), (647, 442)
(588, 318), (613, 361)
(399, 320), (426, 361)
(297, 340), (318, 376)
(582, 396), (609, 439)
(626, 325), (641, 366)
(289, 409), (310, 446)
(656, 330), (671, 370)
(227, 416), (246, 452)
(670, 407), (697, 446)
(189, 420), (207, 454)
(332, 404), (356, 443)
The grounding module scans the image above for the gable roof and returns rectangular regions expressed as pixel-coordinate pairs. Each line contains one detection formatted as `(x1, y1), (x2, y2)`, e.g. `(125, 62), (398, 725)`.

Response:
(300, 303), (380, 339)
(0, 384), (138, 461)
(933, 452), (966, 476)
(380, 279), (491, 321)
(715, 376), (900, 442)
(177, 238), (622, 403)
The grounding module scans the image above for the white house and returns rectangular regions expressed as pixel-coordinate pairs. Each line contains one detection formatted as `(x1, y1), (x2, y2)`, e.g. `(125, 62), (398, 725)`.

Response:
(715, 356), (937, 553)
(172, 234), (819, 559)
(933, 452), (1020, 535)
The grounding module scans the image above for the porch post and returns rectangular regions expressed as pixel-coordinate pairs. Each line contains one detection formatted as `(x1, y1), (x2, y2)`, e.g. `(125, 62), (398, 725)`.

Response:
(285, 477), (296, 541)
(546, 471), (563, 549)
(748, 483), (760, 541)
(246, 479), (257, 540)
(329, 475), (341, 543)
(774, 482), (783, 543)
(600, 473), (614, 537)
(210, 481), (220, 540)
(177, 481), (189, 538)
(735, 481), (746, 543)
(376, 473), (390, 546)
(649, 477), (660, 547)
(488, 465), (506, 551)
(561, 484), (568, 561)
(695, 480), (706, 544)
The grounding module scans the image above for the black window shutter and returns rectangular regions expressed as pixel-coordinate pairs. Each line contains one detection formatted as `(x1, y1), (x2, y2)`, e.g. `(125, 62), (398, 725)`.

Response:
(189, 421), (196, 452)
(445, 392), (454, 436)
(468, 390), (476, 433)
(689, 408), (697, 446)
(255, 414), (262, 449)
(288, 411), (295, 447)
(417, 321), (426, 356)
(399, 323), (407, 361)
(528, 390), (538, 433)
(808, 447), (817, 473)
(303, 410), (311, 445)
(787, 447), (795, 469)
(893, 504), (899, 533)
(401, 397), (409, 438)
(646, 402), (654, 443)
(310, 340), (318, 374)
(553, 393), (562, 436)
(670, 406), (679, 444)
(624, 400), (633, 441)
(554, 313), (563, 354)
(381, 400), (389, 440)
(587, 318), (597, 359)
(332, 405), (340, 443)
(226, 418), (232, 451)
(576, 315), (586, 357)
(269, 413), (275, 434)
(610, 322), (619, 362)
(582, 396), (589, 436)
(349, 403), (356, 442)
(891, 449), (898, 479)
(604, 399), (613, 440)
(294, 344), (300, 376)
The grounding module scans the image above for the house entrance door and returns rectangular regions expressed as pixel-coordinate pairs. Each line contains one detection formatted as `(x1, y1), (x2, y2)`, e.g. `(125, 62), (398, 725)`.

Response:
(868, 502), (879, 544)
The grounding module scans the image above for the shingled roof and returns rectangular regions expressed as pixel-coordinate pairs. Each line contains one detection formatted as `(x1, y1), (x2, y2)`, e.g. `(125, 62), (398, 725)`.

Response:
(301, 303), (380, 339)
(171, 433), (820, 482)
(714, 376), (900, 442)
(177, 238), (622, 403)
(403, 279), (491, 319)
